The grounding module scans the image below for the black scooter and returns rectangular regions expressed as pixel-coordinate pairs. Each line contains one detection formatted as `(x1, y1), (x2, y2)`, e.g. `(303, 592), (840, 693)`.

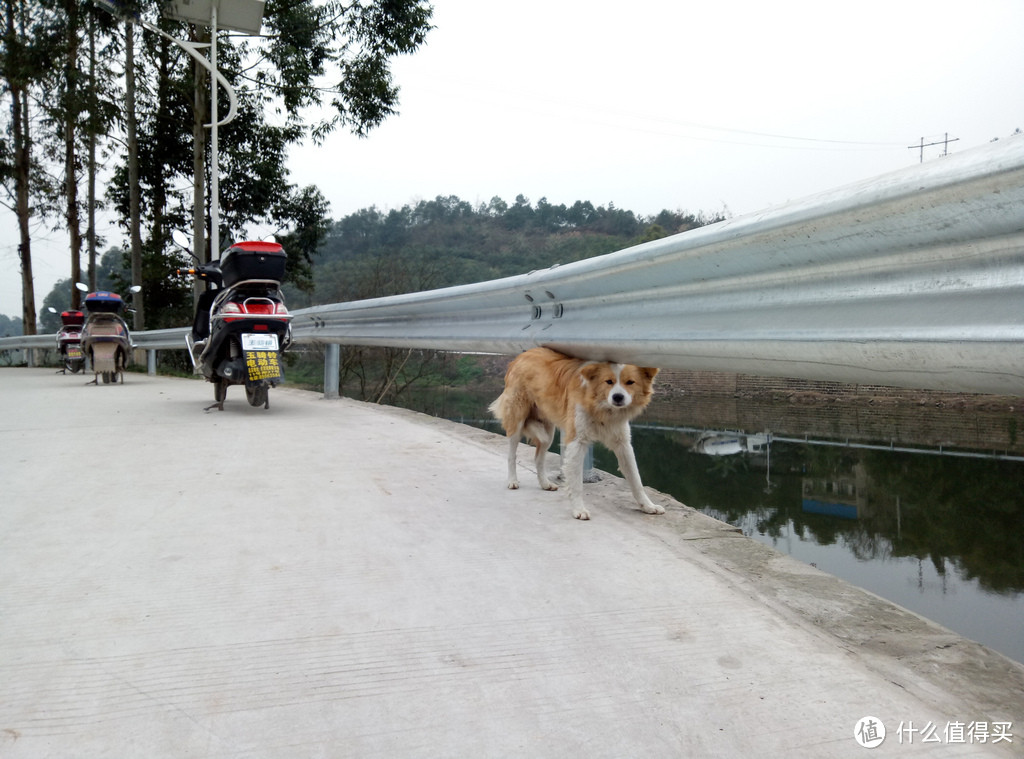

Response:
(183, 241), (293, 410)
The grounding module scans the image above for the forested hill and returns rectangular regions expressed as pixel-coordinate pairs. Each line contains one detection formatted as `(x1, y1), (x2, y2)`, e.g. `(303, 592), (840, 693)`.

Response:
(287, 195), (726, 308)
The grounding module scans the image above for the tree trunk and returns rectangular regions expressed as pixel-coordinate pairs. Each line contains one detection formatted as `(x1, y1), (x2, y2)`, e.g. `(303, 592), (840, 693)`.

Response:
(15, 90), (35, 336)
(86, 9), (97, 291)
(7, 0), (35, 336)
(125, 20), (144, 330)
(64, 0), (82, 309)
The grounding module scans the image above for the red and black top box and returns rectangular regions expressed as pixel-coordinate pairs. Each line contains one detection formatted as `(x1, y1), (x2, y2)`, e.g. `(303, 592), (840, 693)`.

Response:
(83, 292), (124, 313)
(60, 310), (85, 326)
(220, 241), (287, 287)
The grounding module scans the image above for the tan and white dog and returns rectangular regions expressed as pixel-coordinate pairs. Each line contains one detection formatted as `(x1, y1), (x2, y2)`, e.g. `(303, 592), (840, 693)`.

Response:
(489, 347), (663, 520)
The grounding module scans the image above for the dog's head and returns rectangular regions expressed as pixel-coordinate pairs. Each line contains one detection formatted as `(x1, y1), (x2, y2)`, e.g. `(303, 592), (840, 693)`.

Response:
(580, 361), (659, 413)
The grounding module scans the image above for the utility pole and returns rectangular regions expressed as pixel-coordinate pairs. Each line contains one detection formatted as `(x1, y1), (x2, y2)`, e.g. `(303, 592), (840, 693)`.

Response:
(908, 133), (959, 163)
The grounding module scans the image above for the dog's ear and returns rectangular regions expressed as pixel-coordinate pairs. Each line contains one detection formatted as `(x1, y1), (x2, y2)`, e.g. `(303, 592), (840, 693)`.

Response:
(580, 363), (602, 384)
(641, 367), (659, 382)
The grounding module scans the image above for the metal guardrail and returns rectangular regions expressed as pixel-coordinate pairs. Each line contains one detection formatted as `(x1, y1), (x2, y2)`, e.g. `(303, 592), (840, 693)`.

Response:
(0, 327), (189, 352)
(5, 137), (1024, 395)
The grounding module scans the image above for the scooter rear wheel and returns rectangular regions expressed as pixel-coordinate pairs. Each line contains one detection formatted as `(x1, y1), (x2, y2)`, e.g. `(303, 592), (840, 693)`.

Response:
(245, 383), (269, 409)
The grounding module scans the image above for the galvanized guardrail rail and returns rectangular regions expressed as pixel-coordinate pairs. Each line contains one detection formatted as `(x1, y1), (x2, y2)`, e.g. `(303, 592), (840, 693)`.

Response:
(5, 137), (1024, 395)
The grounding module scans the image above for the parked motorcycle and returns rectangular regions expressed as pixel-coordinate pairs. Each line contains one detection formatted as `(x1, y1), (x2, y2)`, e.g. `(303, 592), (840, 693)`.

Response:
(48, 307), (85, 374)
(76, 283), (141, 384)
(182, 241), (292, 410)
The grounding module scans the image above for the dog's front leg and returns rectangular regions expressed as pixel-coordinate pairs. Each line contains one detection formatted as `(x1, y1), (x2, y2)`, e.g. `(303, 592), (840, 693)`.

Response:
(562, 438), (591, 520)
(611, 439), (665, 515)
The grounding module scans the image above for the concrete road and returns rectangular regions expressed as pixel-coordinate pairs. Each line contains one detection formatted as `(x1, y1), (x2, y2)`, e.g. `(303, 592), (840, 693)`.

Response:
(1, 368), (1021, 757)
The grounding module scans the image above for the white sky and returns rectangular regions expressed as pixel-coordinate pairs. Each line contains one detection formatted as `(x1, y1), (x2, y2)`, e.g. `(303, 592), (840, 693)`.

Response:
(3, 0), (1023, 317)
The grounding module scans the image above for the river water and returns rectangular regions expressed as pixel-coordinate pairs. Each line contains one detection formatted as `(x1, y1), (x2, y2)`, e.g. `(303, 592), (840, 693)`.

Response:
(397, 379), (1024, 666)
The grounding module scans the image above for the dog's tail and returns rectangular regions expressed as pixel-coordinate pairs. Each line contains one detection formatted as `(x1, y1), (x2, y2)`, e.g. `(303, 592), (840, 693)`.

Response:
(488, 393), (509, 432)
(490, 391), (542, 443)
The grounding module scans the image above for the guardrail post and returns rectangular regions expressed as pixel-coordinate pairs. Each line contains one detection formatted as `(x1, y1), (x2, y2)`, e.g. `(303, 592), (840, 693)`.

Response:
(582, 444), (600, 483)
(323, 343), (340, 399)
(147, 350), (157, 376)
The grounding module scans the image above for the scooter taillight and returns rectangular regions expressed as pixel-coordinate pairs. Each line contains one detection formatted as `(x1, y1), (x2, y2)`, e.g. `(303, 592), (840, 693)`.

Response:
(243, 302), (290, 316)
(221, 299), (289, 322)
(222, 302), (244, 322)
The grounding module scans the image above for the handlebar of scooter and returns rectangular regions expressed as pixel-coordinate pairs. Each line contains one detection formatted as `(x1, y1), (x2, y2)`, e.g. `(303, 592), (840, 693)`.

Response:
(178, 263), (222, 284)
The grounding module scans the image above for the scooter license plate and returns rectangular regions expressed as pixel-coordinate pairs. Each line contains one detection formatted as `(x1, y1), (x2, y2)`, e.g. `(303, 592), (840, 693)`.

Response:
(242, 334), (281, 382)
(241, 333), (279, 352)
(244, 348), (282, 382)
(66, 345), (82, 359)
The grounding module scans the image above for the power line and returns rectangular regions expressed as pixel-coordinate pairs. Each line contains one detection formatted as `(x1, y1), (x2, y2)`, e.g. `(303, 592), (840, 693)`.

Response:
(908, 133), (959, 162)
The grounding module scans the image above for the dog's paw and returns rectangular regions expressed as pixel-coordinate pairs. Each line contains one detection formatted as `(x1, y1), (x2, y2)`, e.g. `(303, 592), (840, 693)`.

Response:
(573, 507), (591, 520)
(507, 481), (520, 490)
(540, 481), (559, 492)
(640, 500), (665, 515)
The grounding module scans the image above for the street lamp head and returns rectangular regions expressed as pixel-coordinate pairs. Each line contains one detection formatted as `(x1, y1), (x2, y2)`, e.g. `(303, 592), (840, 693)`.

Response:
(92, 0), (140, 21)
(95, 0), (266, 35)
(163, 0), (266, 34)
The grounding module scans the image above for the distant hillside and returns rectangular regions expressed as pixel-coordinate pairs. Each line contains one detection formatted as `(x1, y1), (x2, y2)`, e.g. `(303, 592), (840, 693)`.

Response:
(286, 195), (725, 308)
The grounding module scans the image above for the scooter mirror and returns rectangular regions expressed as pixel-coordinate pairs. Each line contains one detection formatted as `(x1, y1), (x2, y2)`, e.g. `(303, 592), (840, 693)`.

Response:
(129, 285), (142, 294)
(171, 229), (191, 249)
(48, 307), (58, 314)
(75, 282), (89, 293)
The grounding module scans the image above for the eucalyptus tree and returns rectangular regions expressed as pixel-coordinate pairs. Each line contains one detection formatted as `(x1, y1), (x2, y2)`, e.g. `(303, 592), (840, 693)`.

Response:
(82, 6), (123, 291)
(36, 0), (122, 309)
(6, 0), (433, 333)
(0, 0), (60, 334)
(2, 0), (123, 331)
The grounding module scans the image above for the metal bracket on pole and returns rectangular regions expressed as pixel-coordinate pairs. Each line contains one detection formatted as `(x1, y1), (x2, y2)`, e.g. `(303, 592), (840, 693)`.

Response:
(93, 0), (265, 262)
(148, 32), (238, 128)
(91, 0), (239, 128)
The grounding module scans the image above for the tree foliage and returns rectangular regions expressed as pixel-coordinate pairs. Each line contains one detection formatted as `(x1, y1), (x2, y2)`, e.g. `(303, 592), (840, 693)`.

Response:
(297, 194), (725, 307)
(1, 0), (434, 331)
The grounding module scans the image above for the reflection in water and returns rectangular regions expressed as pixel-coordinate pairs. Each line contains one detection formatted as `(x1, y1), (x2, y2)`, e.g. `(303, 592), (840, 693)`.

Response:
(602, 425), (1024, 665)
(398, 383), (1024, 665)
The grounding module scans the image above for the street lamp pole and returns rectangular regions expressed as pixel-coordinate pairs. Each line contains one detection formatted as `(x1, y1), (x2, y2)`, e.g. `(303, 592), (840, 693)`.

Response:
(209, 3), (221, 258)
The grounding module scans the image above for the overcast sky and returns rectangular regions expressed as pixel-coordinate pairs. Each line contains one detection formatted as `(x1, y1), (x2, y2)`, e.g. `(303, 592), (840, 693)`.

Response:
(3, 0), (1023, 317)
